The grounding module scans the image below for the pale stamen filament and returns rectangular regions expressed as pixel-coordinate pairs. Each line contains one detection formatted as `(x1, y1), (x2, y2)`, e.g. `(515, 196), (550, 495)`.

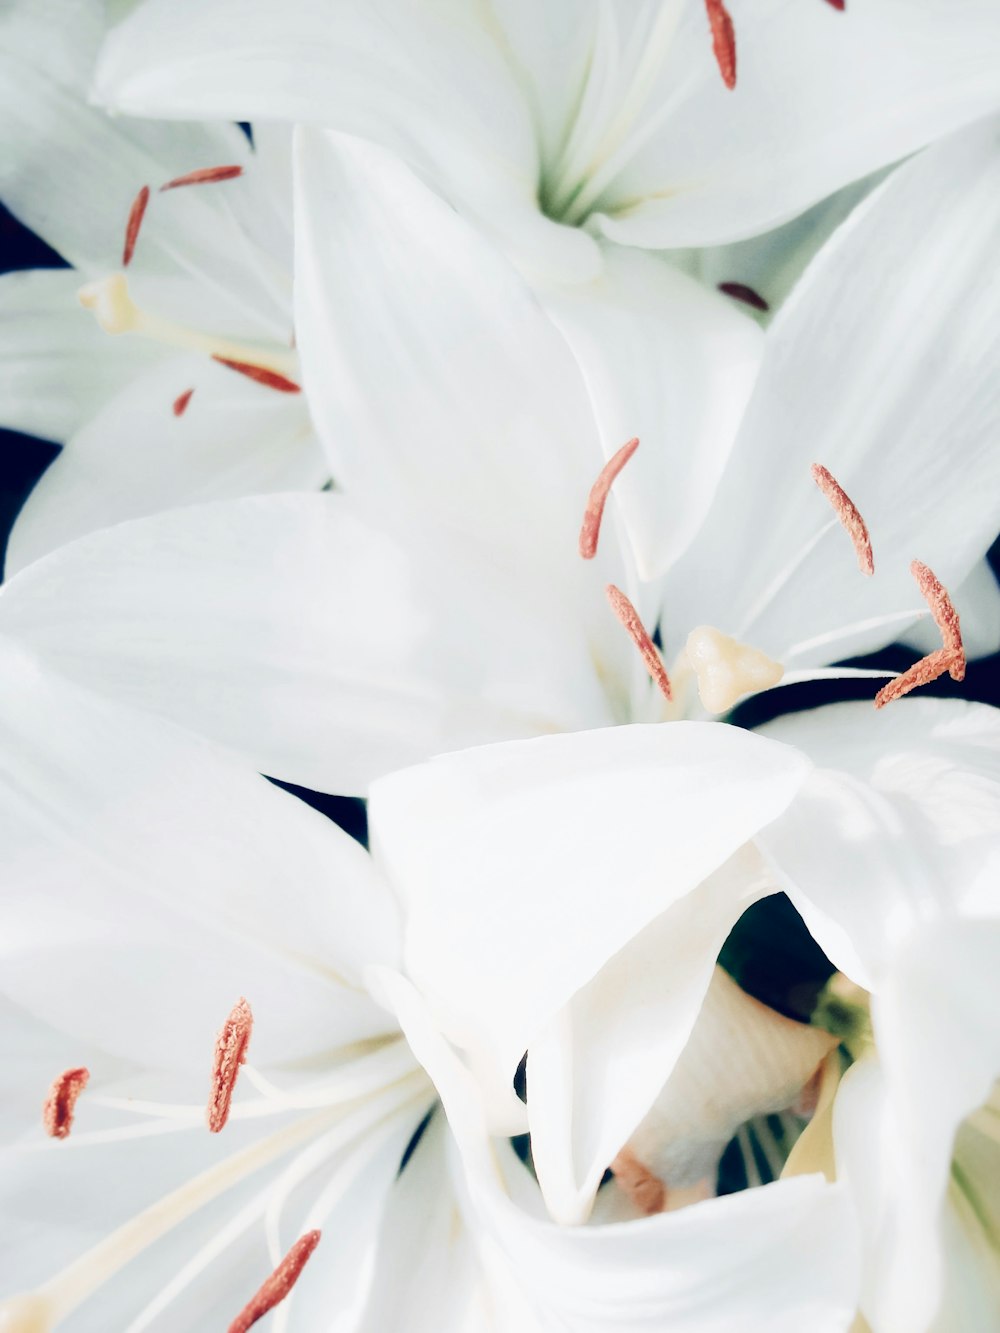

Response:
(1, 1110), (338, 1330)
(77, 273), (299, 381)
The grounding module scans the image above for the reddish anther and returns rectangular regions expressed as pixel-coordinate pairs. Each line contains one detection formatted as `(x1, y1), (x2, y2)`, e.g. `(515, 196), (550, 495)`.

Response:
(212, 356), (302, 394)
(173, 388), (195, 418)
(611, 1147), (666, 1216)
(606, 584), (672, 701)
(43, 1067), (89, 1140)
(824, 0), (846, 10)
(874, 560), (965, 709)
(228, 1231), (322, 1333)
(704, 0), (737, 89)
(123, 186), (150, 268)
(717, 281), (769, 313)
(160, 165), (244, 192)
(810, 464), (874, 576)
(579, 437), (640, 559)
(207, 998), (253, 1134)
(874, 649), (961, 710)
(911, 559), (964, 671)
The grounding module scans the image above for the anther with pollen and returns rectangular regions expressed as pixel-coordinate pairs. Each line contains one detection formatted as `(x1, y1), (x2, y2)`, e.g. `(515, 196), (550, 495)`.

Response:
(874, 560), (965, 709)
(212, 356), (302, 394)
(207, 997), (253, 1133)
(122, 186), (150, 268)
(611, 1146), (666, 1216)
(160, 165), (244, 192)
(811, 463), (874, 576)
(579, 437), (639, 559)
(42, 1066), (89, 1140)
(173, 388), (195, 418)
(228, 1230), (322, 1333)
(718, 282), (769, 313)
(704, 0), (737, 89)
(824, 0), (846, 10)
(606, 584), (672, 701)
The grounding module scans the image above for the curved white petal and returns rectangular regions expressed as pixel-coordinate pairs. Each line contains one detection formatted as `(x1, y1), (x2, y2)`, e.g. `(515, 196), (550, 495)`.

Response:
(0, 636), (398, 1071)
(540, 244), (762, 580)
(370, 723), (810, 1121)
(527, 853), (777, 1224)
(0, 268), (160, 444)
(293, 128), (601, 568)
(0, 494), (610, 794)
(835, 920), (1000, 1331)
(596, 0), (1000, 248)
(757, 699), (1000, 988)
(665, 117), (1000, 667)
(4, 356), (322, 576)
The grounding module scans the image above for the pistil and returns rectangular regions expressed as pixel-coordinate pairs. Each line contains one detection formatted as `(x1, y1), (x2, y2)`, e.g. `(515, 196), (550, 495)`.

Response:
(77, 274), (300, 388)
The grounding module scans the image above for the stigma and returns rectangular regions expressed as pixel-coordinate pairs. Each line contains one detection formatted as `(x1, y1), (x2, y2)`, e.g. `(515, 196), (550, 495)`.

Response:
(685, 626), (783, 713)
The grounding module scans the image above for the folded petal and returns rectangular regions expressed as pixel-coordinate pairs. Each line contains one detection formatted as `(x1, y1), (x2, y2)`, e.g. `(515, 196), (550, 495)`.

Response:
(370, 723), (810, 1118)
(541, 244), (762, 580)
(4, 355), (323, 575)
(0, 636), (398, 1071)
(757, 699), (1000, 988)
(0, 494), (610, 794)
(293, 128), (601, 568)
(665, 118), (1000, 667)
(0, 268), (160, 444)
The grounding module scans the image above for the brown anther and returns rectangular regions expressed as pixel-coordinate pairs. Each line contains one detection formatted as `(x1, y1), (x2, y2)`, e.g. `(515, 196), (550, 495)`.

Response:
(160, 165), (245, 192)
(227, 1230), (322, 1333)
(579, 437), (639, 559)
(874, 648), (961, 710)
(704, 0), (737, 90)
(606, 584), (672, 701)
(173, 388), (195, 418)
(123, 186), (150, 268)
(212, 356), (301, 394)
(207, 998), (253, 1134)
(42, 1067), (89, 1139)
(792, 1064), (824, 1117)
(810, 463), (874, 576)
(911, 560), (964, 668)
(717, 282), (769, 313)
(611, 1147), (666, 1216)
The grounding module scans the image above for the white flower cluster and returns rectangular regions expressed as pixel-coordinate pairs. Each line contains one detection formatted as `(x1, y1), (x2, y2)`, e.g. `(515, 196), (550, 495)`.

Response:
(0, 1), (999, 1330)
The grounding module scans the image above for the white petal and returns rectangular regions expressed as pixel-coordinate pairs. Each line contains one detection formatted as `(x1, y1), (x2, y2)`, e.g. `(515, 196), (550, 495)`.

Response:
(0, 268), (160, 444)
(835, 919), (1000, 1330)
(540, 244), (762, 580)
(4, 355), (322, 575)
(528, 853), (777, 1223)
(293, 128), (601, 568)
(0, 636), (398, 1071)
(757, 699), (1000, 987)
(370, 723), (810, 1118)
(596, 0), (1000, 248)
(0, 493), (610, 794)
(665, 118), (1000, 667)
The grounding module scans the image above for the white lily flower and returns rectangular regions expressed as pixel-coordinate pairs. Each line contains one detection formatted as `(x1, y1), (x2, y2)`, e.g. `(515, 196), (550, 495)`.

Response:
(1, 117), (998, 796)
(756, 698), (1000, 1331)
(0, 642), (858, 1330)
(92, 0), (1000, 277)
(0, 0), (325, 574)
